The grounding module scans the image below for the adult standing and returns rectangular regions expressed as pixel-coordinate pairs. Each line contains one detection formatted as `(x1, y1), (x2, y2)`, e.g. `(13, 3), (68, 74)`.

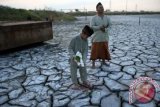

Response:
(90, 2), (111, 68)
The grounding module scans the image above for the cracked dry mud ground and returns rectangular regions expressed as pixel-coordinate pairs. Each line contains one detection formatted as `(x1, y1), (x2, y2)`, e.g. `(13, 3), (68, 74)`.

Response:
(0, 15), (160, 107)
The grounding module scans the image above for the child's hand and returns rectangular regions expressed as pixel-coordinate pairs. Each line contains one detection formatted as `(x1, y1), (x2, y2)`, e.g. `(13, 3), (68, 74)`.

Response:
(72, 56), (79, 65)
(72, 56), (77, 62)
(75, 56), (80, 62)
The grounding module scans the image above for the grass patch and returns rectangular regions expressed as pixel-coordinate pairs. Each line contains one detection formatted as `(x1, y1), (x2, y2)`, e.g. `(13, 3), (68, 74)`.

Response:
(0, 5), (76, 21)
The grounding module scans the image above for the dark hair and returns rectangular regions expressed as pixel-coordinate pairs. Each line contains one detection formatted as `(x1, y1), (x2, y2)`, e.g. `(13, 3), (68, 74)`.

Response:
(96, 2), (102, 9)
(82, 25), (94, 37)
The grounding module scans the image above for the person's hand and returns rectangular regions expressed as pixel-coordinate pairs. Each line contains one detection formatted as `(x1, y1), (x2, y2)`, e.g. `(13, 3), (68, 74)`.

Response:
(100, 25), (105, 32)
(73, 56), (80, 65)
(72, 55), (77, 62)
(104, 24), (109, 28)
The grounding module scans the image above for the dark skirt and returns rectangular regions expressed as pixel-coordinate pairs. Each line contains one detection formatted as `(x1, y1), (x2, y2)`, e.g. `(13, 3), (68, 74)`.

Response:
(90, 42), (111, 60)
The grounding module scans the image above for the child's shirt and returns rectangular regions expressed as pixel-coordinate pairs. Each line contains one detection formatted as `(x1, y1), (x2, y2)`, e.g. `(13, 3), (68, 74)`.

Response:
(68, 34), (88, 63)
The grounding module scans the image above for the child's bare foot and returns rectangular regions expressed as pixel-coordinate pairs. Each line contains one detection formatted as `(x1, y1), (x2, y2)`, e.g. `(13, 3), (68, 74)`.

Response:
(71, 84), (81, 90)
(81, 81), (93, 89)
(71, 84), (88, 90)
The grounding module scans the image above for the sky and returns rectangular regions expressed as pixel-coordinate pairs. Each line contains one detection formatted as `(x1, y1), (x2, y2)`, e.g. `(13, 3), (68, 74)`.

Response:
(0, 0), (160, 12)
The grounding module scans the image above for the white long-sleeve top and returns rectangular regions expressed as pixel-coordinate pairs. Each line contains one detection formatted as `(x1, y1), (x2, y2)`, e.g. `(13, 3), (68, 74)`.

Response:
(90, 15), (111, 42)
